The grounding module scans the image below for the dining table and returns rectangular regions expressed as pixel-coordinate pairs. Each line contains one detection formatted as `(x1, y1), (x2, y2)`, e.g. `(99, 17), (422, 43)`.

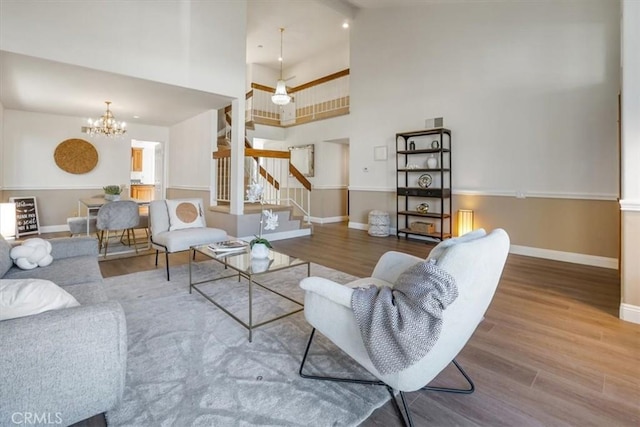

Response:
(77, 197), (149, 235)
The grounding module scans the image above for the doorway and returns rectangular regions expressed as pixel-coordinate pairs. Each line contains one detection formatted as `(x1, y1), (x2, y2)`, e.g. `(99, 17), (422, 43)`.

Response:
(130, 139), (164, 202)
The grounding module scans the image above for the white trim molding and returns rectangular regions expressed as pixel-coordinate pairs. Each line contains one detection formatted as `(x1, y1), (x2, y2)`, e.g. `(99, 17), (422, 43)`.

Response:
(238, 228), (311, 242)
(348, 221), (368, 230)
(167, 185), (210, 191)
(348, 186), (395, 192)
(620, 199), (640, 211)
(510, 245), (618, 269)
(310, 215), (348, 224)
(620, 303), (640, 324)
(454, 189), (618, 201)
(347, 187), (618, 201)
(312, 185), (348, 190)
(40, 225), (71, 234)
(2, 186), (106, 191)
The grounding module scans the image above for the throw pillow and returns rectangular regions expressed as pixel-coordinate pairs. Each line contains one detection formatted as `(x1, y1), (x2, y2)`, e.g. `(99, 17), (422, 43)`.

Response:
(9, 238), (53, 270)
(428, 228), (486, 263)
(0, 278), (80, 321)
(166, 199), (206, 231)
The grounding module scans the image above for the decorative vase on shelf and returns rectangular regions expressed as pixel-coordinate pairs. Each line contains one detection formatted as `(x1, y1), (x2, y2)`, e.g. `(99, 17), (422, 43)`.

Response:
(427, 154), (438, 169)
(104, 194), (120, 201)
(417, 203), (430, 214)
(409, 141), (416, 151)
(251, 243), (270, 259)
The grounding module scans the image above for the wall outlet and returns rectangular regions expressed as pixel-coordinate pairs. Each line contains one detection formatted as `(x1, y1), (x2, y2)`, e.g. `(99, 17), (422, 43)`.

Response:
(363, 167), (369, 173)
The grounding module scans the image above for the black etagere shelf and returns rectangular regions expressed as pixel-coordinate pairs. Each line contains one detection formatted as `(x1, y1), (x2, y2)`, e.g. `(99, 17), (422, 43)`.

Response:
(396, 128), (452, 241)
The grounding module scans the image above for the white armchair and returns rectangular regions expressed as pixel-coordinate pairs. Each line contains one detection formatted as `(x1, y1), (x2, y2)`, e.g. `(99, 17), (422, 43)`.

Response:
(298, 228), (510, 426)
(149, 198), (227, 280)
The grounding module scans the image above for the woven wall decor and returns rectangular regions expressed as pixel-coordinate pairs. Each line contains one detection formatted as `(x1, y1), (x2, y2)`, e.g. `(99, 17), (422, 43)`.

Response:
(54, 138), (99, 174)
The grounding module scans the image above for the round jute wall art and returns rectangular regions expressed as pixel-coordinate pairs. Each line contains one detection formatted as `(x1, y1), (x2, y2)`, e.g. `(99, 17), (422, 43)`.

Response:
(54, 138), (99, 174)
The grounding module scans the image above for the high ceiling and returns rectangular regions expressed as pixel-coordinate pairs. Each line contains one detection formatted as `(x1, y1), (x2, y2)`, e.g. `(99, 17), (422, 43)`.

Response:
(0, 0), (415, 127)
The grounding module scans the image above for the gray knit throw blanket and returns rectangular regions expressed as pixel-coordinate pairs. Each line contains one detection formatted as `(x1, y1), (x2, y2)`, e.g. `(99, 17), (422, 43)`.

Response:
(351, 261), (458, 375)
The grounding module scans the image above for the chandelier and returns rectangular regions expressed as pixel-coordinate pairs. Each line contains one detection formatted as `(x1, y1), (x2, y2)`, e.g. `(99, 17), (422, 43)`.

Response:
(271, 28), (291, 106)
(85, 101), (127, 137)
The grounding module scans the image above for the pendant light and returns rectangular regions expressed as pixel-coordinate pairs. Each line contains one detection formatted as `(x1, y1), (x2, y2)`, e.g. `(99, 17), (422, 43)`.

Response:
(271, 28), (291, 106)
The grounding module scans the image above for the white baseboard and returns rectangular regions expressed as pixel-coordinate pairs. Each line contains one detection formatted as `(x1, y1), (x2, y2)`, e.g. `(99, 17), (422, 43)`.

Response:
(510, 245), (618, 269)
(348, 221), (368, 231)
(349, 222), (618, 269)
(620, 303), (640, 324)
(310, 216), (347, 224)
(40, 225), (70, 234)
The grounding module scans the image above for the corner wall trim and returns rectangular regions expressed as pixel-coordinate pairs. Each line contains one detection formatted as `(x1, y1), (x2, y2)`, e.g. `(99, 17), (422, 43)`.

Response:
(620, 303), (640, 324)
(509, 245), (618, 269)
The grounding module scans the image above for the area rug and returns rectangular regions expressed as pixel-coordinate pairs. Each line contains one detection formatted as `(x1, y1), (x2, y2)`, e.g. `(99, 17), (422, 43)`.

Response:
(104, 261), (389, 426)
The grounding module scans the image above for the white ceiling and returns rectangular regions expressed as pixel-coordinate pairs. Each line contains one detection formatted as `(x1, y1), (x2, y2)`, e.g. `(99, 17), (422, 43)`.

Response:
(0, 0), (414, 127)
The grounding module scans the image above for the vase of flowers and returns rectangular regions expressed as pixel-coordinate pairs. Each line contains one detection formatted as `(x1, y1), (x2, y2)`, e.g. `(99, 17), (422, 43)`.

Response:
(246, 182), (279, 259)
(103, 185), (123, 201)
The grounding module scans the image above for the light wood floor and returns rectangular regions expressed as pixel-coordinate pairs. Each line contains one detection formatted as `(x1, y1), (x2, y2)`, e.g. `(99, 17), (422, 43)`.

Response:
(69, 223), (638, 426)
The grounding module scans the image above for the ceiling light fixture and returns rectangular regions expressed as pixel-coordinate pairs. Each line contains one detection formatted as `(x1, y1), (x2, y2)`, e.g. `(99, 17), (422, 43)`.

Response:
(342, 21), (349, 29)
(85, 101), (127, 137)
(271, 28), (291, 106)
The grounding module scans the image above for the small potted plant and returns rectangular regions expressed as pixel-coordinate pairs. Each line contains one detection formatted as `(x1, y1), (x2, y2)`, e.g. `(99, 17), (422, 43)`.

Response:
(103, 185), (123, 201)
(246, 182), (279, 259)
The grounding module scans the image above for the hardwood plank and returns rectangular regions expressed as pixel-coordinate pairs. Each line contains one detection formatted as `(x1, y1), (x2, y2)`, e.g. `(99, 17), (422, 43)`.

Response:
(40, 222), (638, 427)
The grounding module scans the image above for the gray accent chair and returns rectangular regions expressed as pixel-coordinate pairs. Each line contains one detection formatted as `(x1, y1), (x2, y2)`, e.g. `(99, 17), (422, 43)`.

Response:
(0, 235), (127, 426)
(149, 199), (227, 280)
(96, 200), (140, 257)
(298, 229), (510, 426)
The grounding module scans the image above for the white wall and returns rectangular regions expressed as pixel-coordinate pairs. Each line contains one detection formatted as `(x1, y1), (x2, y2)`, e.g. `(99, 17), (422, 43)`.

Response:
(263, 138), (348, 189)
(2, 109), (168, 190)
(285, 42), (350, 86)
(247, 63), (280, 89)
(168, 110), (216, 190)
(313, 142), (348, 189)
(0, 0), (247, 99)
(248, 42), (348, 89)
(0, 101), (4, 189)
(349, 0), (620, 199)
(621, 0), (640, 203)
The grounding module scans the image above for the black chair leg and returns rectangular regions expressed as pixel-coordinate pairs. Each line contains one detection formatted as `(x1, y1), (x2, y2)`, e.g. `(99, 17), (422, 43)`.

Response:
(155, 250), (159, 266)
(421, 359), (475, 394)
(165, 251), (170, 281)
(299, 328), (475, 427)
(299, 328), (383, 385)
(387, 386), (414, 427)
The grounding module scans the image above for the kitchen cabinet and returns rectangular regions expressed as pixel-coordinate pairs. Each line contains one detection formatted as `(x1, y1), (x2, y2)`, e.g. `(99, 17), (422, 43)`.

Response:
(130, 185), (154, 202)
(131, 148), (143, 172)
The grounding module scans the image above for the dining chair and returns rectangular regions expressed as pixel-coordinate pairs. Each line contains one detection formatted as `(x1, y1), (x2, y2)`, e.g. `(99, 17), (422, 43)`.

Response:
(96, 200), (140, 257)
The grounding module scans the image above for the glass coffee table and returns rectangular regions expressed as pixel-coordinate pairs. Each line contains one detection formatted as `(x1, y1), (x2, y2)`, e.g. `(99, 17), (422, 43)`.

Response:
(189, 244), (310, 342)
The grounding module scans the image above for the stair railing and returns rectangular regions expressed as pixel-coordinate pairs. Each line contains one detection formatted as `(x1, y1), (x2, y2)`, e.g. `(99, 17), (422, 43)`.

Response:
(213, 148), (312, 223)
(247, 69), (349, 127)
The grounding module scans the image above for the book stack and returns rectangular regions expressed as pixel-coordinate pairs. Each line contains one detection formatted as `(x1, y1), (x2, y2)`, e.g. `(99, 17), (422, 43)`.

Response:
(208, 240), (248, 254)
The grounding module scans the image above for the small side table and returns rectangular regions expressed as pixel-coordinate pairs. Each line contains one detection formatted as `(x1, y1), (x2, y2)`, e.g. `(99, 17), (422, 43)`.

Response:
(368, 210), (390, 237)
